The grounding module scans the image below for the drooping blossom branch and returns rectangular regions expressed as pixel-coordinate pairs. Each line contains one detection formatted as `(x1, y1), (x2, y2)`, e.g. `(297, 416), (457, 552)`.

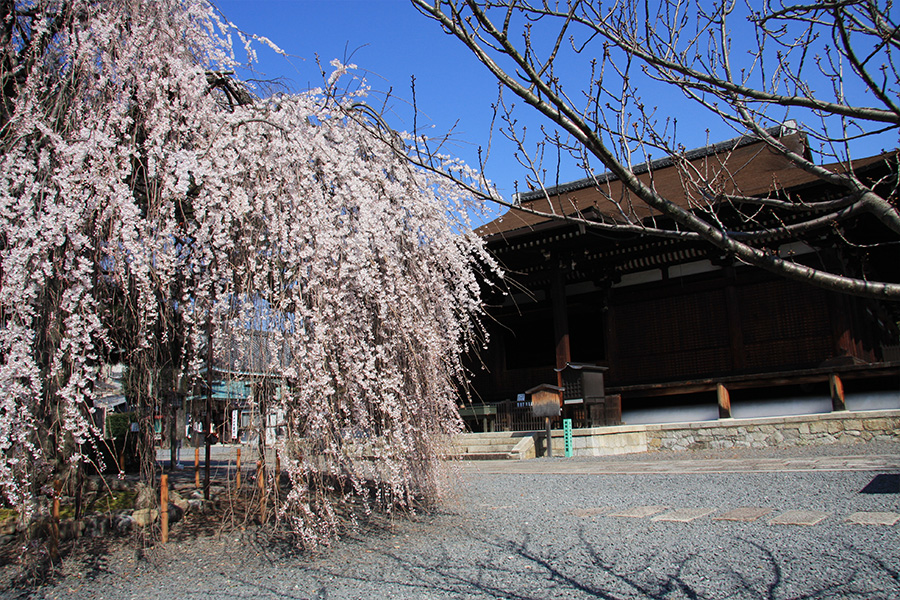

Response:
(0, 0), (497, 544)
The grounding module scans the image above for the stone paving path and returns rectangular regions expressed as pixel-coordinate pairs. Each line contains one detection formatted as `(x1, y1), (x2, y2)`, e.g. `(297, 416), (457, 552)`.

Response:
(463, 449), (900, 529)
(459, 453), (900, 474)
(567, 505), (900, 526)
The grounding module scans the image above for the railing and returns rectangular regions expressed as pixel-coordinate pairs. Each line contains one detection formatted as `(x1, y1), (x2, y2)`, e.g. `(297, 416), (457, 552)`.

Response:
(493, 400), (545, 432)
(491, 400), (593, 431)
(494, 400), (618, 431)
(461, 399), (619, 432)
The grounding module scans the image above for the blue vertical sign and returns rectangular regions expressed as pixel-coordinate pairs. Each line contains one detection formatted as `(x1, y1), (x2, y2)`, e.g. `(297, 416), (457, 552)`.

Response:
(563, 419), (573, 457)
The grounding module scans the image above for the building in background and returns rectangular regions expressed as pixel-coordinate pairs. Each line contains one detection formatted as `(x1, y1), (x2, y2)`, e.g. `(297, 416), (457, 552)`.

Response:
(469, 128), (899, 430)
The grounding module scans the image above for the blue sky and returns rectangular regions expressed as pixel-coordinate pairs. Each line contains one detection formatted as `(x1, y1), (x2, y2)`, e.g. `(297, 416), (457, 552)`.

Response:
(214, 0), (893, 213)
(216, 0), (530, 211)
(214, 0), (698, 204)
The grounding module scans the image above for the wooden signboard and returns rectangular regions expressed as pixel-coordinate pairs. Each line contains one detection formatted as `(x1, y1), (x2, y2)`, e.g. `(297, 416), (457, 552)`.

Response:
(526, 384), (563, 457)
(527, 384), (563, 417)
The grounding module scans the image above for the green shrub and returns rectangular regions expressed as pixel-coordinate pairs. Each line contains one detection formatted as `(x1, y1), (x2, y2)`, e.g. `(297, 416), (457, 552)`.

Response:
(105, 412), (134, 439)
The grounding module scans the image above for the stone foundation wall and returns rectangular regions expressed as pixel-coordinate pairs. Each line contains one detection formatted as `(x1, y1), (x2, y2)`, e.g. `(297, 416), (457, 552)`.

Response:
(557, 410), (900, 457)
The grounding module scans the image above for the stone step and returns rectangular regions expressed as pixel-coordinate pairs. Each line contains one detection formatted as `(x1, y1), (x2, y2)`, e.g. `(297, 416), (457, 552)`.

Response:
(452, 436), (519, 446)
(458, 452), (515, 460)
(453, 437), (522, 447)
(453, 437), (520, 446)
(452, 433), (537, 460)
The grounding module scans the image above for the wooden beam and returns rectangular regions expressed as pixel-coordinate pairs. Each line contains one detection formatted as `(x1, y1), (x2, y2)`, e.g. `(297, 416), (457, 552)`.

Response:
(607, 363), (900, 398)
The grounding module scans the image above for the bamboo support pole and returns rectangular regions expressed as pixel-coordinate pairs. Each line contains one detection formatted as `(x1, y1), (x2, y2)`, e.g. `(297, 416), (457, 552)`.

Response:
(50, 479), (61, 562)
(160, 474), (169, 544)
(257, 460), (266, 523)
(236, 447), (241, 490)
(194, 447), (200, 487)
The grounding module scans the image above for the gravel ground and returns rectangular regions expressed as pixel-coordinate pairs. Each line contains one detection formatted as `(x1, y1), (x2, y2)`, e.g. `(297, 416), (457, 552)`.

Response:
(6, 441), (900, 600)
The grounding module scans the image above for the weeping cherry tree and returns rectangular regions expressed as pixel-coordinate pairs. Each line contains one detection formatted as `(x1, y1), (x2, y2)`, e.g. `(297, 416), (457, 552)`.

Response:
(0, 0), (497, 545)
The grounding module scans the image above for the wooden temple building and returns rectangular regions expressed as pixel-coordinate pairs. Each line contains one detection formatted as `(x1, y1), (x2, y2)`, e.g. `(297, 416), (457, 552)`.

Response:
(466, 126), (900, 430)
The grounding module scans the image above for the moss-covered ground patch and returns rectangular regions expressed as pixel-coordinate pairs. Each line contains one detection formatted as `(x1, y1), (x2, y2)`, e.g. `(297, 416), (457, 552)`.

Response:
(90, 490), (137, 514)
(0, 509), (17, 521)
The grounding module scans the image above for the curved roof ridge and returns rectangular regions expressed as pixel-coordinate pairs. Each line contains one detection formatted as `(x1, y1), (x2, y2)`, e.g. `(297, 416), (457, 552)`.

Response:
(515, 124), (791, 204)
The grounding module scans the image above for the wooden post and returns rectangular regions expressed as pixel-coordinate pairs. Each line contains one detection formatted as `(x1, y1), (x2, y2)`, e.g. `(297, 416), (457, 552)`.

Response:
(275, 451), (281, 481)
(717, 383), (732, 419)
(724, 275), (746, 371)
(160, 474), (169, 544)
(830, 374), (847, 412)
(50, 479), (61, 562)
(545, 416), (553, 458)
(235, 447), (241, 490)
(194, 447), (200, 487)
(257, 460), (266, 523)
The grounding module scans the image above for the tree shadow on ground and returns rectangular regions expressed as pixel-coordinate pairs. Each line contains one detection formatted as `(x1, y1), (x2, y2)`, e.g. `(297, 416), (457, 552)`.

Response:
(14, 508), (899, 599)
(860, 473), (899, 494)
(0, 531), (128, 596)
(264, 524), (894, 600)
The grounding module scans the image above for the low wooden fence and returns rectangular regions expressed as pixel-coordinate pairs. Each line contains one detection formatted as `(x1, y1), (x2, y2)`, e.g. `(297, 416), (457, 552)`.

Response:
(462, 398), (622, 432)
(493, 401), (599, 431)
(493, 400), (545, 432)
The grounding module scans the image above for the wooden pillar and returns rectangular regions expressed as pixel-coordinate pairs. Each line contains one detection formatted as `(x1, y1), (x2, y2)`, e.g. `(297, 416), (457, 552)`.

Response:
(828, 293), (855, 361)
(604, 297), (618, 379)
(550, 262), (571, 384)
(724, 276), (746, 371)
(830, 374), (847, 412)
(717, 383), (732, 419)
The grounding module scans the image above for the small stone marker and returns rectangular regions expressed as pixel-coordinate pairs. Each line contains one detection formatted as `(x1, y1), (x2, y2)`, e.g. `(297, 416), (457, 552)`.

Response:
(608, 505), (669, 518)
(570, 506), (613, 517)
(768, 510), (829, 526)
(713, 507), (772, 522)
(652, 508), (716, 522)
(846, 512), (900, 526)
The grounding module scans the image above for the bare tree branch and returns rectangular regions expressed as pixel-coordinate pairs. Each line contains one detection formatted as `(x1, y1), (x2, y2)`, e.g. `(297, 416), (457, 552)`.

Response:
(412, 0), (900, 300)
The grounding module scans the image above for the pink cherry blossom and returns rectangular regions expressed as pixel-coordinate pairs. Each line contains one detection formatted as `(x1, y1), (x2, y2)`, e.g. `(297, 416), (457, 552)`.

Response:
(0, 0), (497, 541)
